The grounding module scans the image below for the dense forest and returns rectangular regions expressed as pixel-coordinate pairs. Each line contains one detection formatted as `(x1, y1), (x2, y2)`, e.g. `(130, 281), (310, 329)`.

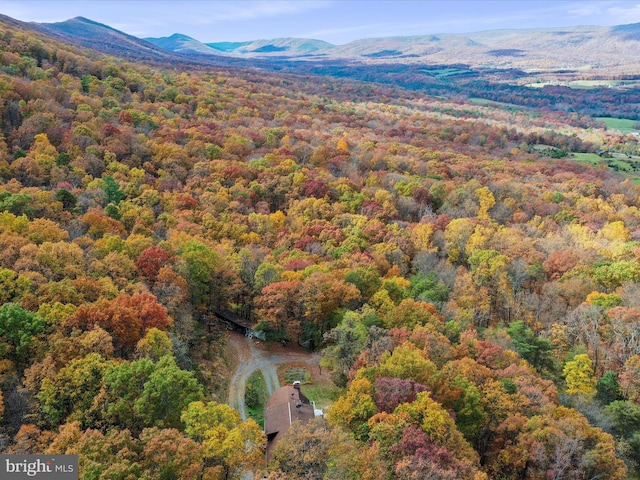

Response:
(278, 60), (640, 120)
(0, 15), (640, 480)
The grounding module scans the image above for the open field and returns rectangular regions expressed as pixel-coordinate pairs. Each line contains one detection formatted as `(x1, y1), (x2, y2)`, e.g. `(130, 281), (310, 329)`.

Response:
(570, 152), (640, 184)
(595, 117), (640, 134)
(277, 363), (340, 411)
(526, 80), (640, 90)
(300, 381), (342, 411)
(571, 152), (602, 166)
(468, 97), (523, 109)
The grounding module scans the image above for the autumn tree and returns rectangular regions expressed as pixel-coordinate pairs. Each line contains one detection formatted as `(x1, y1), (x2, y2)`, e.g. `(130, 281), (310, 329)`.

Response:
(178, 240), (221, 309)
(181, 400), (266, 479)
(383, 298), (443, 331)
(299, 271), (361, 348)
(321, 308), (371, 387)
(619, 354), (640, 404)
(139, 427), (206, 480)
(66, 292), (169, 354)
(563, 353), (597, 396)
(514, 407), (627, 480)
(268, 418), (385, 480)
(327, 376), (377, 440)
(135, 244), (172, 284)
(38, 353), (114, 428)
(255, 280), (304, 342)
(135, 327), (173, 361)
(373, 377), (430, 414)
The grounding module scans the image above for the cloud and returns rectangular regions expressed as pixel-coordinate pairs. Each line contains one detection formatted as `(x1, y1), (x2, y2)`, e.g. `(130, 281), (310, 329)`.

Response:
(607, 2), (640, 22)
(302, 23), (389, 41)
(0, 2), (72, 23)
(568, 6), (602, 16)
(0, 1), (334, 32)
(110, 1), (336, 37)
(191, 0), (333, 23)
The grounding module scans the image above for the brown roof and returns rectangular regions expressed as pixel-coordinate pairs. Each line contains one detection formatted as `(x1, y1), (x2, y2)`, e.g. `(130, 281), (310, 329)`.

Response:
(265, 385), (315, 460)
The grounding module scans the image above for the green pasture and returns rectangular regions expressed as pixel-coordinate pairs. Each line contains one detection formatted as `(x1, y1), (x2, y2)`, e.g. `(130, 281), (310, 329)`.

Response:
(571, 152), (602, 166)
(302, 383), (342, 411)
(595, 117), (639, 134)
(468, 97), (523, 109)
(421, 68), (472, 78)
(570, 152), (640, 184)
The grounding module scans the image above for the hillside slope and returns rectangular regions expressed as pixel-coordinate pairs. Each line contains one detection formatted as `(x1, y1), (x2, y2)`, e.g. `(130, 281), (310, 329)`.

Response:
(33, 16), (178, 62)
(0, 13), (638, 480)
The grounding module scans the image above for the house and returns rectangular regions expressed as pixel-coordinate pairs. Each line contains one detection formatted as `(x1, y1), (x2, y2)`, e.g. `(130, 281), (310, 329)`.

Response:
(264, 381), (315, 461)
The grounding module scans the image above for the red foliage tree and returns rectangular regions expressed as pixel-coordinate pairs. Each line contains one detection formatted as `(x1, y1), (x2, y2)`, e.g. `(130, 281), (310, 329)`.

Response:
(66, 293), (169, 354)
(135, 245), (172, 283)
(373, 377), (430, 413)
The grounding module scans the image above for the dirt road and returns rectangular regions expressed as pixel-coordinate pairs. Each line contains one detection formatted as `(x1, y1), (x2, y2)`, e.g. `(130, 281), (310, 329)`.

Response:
(227, 333), (322, 420)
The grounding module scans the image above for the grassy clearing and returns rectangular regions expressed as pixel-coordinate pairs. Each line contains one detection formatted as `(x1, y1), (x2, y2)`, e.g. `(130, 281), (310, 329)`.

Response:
(468, 97), (523, 109)
(276, 362), (341, 412)
(282, 365), (311, 384)
(595, 117), (639, 133)
(245, 370), (268, 428)
(525, 80), (640, 91)
(421, 68), (472, 78)
(569, 80), (617, 89)
(302, 381), (342, 411)
(570, 152), (640, 184)
(571, 152), (602, 165)
(277, 363), (312, 385)
(608, 158), (638, 172)
(247, 405), (264, 428)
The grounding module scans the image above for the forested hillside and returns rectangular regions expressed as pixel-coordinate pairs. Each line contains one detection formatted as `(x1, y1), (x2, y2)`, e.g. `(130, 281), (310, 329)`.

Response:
(0, 15), (639, 480)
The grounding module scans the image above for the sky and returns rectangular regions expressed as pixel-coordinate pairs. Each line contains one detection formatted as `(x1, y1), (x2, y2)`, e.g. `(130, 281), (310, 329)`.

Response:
(2, 1), (640, 44)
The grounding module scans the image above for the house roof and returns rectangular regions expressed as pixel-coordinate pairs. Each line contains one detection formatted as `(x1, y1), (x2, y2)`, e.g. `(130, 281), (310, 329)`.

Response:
(264, 384), (315, 460)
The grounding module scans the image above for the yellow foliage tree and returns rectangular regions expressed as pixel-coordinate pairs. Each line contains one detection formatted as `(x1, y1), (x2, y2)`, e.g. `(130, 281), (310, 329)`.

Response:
(327, 376), (376, 440)
(444, 218), (475, 263)
(475, 186), (495, 220)
(599, 220), (630, 242)
(181, 401), (266, 479)
(395, 391), (479, 465)
(563, 354), (596, 395)
(30, 133), (58, 173)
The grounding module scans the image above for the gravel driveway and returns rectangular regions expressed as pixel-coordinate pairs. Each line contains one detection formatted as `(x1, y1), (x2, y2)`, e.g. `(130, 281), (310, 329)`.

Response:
(226, 333), (321, 420)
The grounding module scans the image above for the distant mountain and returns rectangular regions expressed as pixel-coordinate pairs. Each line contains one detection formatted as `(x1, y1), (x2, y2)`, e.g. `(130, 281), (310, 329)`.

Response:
(28, 16), (262, 69)
(147, 35), (334, 58)
(205, 41), (252, 52)
(145, 33), (230, 56)
(611, 22), (640, 41)
(145, 24), (640, 76)
(19, 15), (640, 79)
(209, 38), (334, 57)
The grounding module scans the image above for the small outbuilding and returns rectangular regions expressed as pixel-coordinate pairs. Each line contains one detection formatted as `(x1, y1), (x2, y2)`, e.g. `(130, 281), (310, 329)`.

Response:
(264, 381), (315, 460)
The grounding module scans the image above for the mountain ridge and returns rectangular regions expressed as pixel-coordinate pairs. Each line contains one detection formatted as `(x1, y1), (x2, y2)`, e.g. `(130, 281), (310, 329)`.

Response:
(23, 15), (266, 70)
(145, 33), (231, 56)
(143, 22), (640, 75)
(6, 14), (640, 81)
(32, 16), (185, 62)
